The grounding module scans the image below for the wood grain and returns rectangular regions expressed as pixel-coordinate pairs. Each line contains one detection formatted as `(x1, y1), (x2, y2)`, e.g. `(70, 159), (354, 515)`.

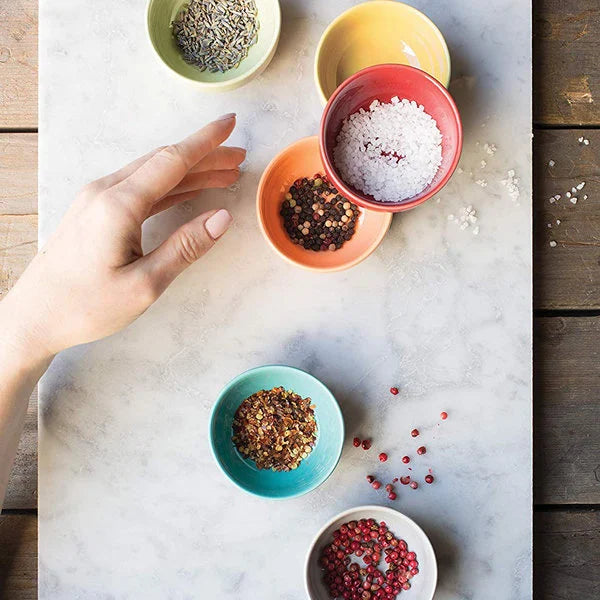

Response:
(3, 393), (37, 510)
(0, 134), (37, 215)
(534, 0), (600, 125)
(0, 514), (37, 600)
(534, 510), (600, 600)
(0, 0), (37, 129)
(0, 215), (37, 298)
(534, 129), (600, 310)
(535, 317), (600, 504)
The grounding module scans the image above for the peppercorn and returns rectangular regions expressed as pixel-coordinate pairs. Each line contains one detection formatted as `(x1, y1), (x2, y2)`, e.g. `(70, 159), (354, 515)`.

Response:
(280, 173), (359, 251)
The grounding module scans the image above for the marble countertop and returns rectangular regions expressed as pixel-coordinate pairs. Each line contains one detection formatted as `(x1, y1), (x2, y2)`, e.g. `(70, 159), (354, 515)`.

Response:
(38, 0), (532, 598)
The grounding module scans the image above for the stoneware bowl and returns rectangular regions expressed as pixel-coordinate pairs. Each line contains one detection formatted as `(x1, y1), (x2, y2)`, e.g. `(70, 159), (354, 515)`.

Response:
(305, 505), (438, 600)
(320, 64), (462, 213)
(257, 136), (392, 272)
(146, 0), (281, 91)
(314, 0), (450, 104)
(209, 365), (344, 499)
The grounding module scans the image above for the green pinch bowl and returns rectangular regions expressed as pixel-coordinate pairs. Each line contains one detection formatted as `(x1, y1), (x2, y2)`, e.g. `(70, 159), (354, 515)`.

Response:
(209, 365), (345, 499)
(146, 0), (281, 91)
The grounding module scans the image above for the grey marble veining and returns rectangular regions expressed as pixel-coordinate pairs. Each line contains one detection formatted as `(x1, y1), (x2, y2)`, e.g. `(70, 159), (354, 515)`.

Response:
(38, 0), (532, 598)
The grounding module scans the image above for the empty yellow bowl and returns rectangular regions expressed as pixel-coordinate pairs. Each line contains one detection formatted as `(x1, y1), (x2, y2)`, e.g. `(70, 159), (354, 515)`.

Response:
(314, 1), (451, 104)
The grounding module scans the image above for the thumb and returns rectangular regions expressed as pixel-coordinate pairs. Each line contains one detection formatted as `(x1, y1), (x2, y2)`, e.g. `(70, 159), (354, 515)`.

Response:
(138, 208), (232, 293)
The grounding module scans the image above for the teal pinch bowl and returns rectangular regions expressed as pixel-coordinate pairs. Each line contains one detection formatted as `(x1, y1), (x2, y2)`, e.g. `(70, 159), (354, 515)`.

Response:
(209, 365), (344, 499)
(146, 0), (281, 91)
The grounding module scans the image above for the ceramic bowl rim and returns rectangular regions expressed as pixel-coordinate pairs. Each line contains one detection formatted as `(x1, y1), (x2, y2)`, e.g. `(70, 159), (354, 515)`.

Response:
(313, 0), (451, 105)
(208, 364), (345, 499)
(304, 504), (438, 599)
(319, 63), (463, 214)
(145, 0), (282, 88)
(256, 135), (392, 272)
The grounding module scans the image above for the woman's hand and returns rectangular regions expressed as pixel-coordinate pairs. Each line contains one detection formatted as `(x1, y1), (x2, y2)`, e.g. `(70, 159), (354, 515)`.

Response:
(1, 113), (243, 362)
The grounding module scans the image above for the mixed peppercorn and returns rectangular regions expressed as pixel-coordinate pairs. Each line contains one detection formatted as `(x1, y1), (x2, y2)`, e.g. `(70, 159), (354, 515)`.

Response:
(280, 174), (360, 251)
(232, 387), (317, 471)
(319, 518), (419, 599)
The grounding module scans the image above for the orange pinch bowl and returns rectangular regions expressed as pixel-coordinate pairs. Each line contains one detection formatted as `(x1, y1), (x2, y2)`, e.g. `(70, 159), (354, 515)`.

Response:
(257, 136), (392, 272)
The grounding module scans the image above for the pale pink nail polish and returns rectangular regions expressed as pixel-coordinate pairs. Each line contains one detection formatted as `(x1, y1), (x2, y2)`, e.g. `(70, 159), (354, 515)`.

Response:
(217, 112), (236, 121)
(205, 209), (233, 240)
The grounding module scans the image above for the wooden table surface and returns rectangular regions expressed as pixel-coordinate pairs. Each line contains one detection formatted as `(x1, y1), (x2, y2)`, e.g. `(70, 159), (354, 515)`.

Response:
(0, 0), (598, 598)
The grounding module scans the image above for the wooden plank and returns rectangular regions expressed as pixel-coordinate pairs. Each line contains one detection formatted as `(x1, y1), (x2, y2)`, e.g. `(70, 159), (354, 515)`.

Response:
(534, 129), (600, 310)
(0, 215), (37, 298)
(3, 392), (37, 510)
(534, 317), (600, 504)
(0, 513), (37, 599)
(0, 215), (37, 509)
(0, 134), (37, 215)
(534, 510), (600, 600)
(0, 0), (38, 129)
(534, 0), (600, 125)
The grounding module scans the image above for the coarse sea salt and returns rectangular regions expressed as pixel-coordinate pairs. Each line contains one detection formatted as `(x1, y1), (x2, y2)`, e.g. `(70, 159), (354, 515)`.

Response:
(333, 97), (442, 203)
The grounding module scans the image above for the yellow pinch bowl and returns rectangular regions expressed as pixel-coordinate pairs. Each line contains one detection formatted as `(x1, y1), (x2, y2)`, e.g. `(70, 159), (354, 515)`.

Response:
(314, 1), (451, 104)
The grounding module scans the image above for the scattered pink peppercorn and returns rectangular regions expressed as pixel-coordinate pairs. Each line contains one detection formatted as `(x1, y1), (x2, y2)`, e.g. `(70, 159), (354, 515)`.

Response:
(440, 411), (448, 420)
(362, 439), (372, 450)
(417, 446), (426, 455)
(353, 437), (361, 447)
(400, 476), (411, 485)
(372, 480), (381, 490)
(425, 474), (434, 484)
(385, 483), (394, 493)
(410, 429), (419, 437)
(379, 452), (388, 462)
(390, 387), (399, 395)
(366, 475), (375, 483)
(410, 481), (418, 489)
(388, 492), (397, 500)
(401, 455), (410, 464)
(392, 477), (398, 483)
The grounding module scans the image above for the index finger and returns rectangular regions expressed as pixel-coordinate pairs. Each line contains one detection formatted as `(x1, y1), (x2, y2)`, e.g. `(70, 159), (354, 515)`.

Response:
(112, 113), (236, 218)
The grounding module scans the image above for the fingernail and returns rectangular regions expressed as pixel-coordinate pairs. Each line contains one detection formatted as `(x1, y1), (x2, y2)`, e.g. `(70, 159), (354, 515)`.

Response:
(205, 209), (233, 240)
(217, 112), (236, 121)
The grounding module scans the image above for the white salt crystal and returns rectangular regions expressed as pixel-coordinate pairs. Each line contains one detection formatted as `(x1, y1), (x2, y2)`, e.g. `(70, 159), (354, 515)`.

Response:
(584, 139), (590, 145)
(548, 160), (555, 167)
(576, 182), (585, 190)
(578, 136), (584, 143)
(556, 219), (561, 225)
(566, 191), (571, 198)
(549, 241), (557, 247)
(570, 197), (578, 204)
(333, 98), (442, 202)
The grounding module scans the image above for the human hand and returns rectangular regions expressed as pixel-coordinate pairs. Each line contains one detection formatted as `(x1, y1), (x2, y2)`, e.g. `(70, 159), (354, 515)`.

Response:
(1, 113), (243, 362)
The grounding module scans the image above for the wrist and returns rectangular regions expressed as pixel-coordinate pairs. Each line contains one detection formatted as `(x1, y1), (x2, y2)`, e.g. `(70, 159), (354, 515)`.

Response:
(0, 290), (55, 379)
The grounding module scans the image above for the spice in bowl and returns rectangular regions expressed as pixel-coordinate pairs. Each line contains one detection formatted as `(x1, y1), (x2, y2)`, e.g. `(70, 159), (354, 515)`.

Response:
(172, 0), (259, 73)
(333, 97), (442, 203)
(280, 174), (360, 251)
(319, 518), (420, 598)
(232, 387), (317, 471)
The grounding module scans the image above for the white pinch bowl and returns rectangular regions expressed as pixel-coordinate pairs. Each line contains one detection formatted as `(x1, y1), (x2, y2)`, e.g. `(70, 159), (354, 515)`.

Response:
(305, 505), (437, 600)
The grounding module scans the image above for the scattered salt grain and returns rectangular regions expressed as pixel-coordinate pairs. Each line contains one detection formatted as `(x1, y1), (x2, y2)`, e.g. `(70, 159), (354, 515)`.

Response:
(475, 179), (488, 187)
(483, 142), (497, 156)
(578, 136), (584, 143)
(457, 167), (464, 174)
(333, 97), (442, 202)
(548, 160), (555, 167)
(566, 191), (571, 198)
(547, 223), (552, 228)
(556, 220), (561, 225)
(501, 169), (520, 203)
(570, 197), (578, 204)
(480, 160), (487, 168)
(584, 194), (588, 200)
(584, 139), (590, 145)
(555, 194), (561, 200)
(472, 226), (479, 235)
(576, 182), (585, 190)
(549, 241), (557, 248)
